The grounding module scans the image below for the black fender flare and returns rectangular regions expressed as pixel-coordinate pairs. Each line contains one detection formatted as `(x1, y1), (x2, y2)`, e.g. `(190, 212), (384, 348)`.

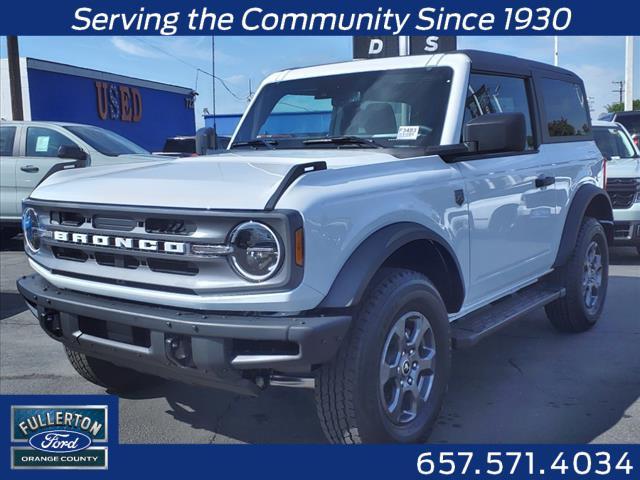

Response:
(553, 183), (613, 268)
(319, 222), (465, 312)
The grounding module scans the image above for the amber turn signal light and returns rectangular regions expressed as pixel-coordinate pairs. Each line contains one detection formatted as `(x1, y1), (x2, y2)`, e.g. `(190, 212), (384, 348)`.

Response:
(295, 228), (304, 266)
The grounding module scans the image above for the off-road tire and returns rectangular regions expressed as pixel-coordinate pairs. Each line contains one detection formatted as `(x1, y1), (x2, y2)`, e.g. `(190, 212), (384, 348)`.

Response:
(545, 217), (609, 332)
(315, 268), (451, 444)
(65, 347), (154, 392)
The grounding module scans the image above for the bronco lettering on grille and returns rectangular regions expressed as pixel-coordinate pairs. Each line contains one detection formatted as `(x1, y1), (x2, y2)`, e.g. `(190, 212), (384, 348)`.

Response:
(52, 231), (185, 253)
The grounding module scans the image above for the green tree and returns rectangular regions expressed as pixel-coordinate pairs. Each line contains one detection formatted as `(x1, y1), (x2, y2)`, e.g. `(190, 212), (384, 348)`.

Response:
(605, 99), (640, 113)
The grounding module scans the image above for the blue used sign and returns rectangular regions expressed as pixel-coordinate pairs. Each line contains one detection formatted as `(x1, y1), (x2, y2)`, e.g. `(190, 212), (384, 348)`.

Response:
(28, 429), (92, 454)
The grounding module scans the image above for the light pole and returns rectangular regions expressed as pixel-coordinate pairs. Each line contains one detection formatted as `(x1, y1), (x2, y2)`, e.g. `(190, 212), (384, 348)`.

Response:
(624, 36), (635, 111)
(554, 36), (559, 66)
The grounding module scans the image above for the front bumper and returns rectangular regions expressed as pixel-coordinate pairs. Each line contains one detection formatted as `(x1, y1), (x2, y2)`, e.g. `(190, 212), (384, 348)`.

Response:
(612, 220), (640, 246)
(612, 204), (640, 247)
(17, 274), (350, 396)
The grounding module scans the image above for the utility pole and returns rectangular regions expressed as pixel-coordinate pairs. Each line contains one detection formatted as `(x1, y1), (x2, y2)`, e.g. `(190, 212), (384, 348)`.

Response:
(211, 35), (216, 132)
(554, 36), (559, 66)
(6, 35), (24, 120)
(612, 81), (625, 105)
(624, 36), (635, 111)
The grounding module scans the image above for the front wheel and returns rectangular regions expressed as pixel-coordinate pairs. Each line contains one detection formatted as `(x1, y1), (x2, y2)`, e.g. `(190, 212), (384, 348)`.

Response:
(315, 269), (451, 444)
(545, 217), (609, 332)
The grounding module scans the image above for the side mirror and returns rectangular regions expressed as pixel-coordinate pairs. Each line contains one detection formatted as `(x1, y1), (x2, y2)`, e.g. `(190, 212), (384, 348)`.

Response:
(464, 112), (527, 154)
(195, 127), (218, 154)
(57, 145), (88, 162)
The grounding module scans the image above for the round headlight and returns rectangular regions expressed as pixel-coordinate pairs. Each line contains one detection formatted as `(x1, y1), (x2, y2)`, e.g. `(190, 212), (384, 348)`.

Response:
(22, 208), (41, 252)
(229, 222), (282, 282)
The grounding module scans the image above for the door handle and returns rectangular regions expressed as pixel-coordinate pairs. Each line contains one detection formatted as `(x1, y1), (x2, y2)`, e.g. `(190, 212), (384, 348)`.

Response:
(535, 175), (555, 188)
(20, 165), (40, 173)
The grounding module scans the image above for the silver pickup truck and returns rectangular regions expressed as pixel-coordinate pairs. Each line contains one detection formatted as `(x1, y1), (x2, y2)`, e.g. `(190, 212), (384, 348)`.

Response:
(17, 50), (613, 444)
(0, 121), (162, 229)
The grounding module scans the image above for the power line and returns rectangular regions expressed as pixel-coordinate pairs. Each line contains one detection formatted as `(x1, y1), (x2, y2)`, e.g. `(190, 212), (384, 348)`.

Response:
(131, 37), (245, 102)
(196, 68), (244, 101)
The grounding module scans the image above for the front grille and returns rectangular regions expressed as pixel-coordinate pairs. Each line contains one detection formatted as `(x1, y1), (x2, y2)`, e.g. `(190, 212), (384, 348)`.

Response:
(613, 222), (631, 239)
(147, 258), (198, 276)
(606, 178), (639, 209)
(50, 211), (85, 226)
(26, 200), (296, 296)
(52, 246), (88, 262)
(94, 252), (140, 269)
(145, 218), (195, 235)
(93, 216), (137, 231)
(40, 210), (211, 277)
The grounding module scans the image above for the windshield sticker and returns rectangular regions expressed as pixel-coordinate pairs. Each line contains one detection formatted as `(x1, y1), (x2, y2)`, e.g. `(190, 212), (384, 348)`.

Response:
(35, 136), (50, 152)
(397, 126), (420, 140)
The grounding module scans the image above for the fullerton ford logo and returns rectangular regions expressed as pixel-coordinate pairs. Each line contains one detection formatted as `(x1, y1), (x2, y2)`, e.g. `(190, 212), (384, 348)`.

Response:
(11, 404), (109, 470)
(52, 230), (185, 254)
(28, 430), (92, 453)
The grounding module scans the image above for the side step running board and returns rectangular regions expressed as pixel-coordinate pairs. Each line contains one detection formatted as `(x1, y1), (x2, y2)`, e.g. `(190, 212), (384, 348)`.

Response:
(451, 283), (565, 349)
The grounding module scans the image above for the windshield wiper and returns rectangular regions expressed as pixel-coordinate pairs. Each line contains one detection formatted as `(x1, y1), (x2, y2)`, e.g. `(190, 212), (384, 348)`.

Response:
(230, 139), (278, 150)
(302, 136), (384, 148)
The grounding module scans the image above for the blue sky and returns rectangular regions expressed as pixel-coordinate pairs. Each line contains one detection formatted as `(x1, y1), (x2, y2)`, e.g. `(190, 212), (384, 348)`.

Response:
(1, 36), (638, 127)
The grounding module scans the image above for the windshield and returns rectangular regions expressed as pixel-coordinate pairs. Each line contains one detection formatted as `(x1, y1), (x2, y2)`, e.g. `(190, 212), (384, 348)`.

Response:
(64, 125), (149, 156)
(593, 126), (637, 160)
(233, 67), (453, 149)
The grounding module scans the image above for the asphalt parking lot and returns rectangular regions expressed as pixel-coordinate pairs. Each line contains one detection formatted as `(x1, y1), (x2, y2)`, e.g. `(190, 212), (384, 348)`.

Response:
(1, 232), (639, 444)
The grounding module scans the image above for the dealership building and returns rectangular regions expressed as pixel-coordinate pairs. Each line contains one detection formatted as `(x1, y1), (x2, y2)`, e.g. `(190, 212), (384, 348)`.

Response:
(0, 57), (196, 151)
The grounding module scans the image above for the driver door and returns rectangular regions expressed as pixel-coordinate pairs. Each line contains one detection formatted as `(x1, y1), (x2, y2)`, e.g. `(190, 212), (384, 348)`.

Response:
(15, 126), (80, 205)
(458, 73), (560, 307)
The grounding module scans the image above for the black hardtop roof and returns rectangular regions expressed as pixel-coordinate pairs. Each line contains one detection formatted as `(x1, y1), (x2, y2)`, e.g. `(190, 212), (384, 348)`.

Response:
(613, 110), (640, 117)
(459, 49), (581, 81)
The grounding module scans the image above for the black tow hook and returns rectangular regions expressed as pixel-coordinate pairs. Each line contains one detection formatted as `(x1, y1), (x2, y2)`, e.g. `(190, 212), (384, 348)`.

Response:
(39, 309), (63, 338)
(165, 335), (195, 368)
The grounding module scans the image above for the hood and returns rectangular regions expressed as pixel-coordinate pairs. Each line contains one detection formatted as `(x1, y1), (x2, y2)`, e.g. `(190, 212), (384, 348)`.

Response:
(606, 157), (640, 179)
(31, 149), (399, 210)
(116, 153), (171, 162)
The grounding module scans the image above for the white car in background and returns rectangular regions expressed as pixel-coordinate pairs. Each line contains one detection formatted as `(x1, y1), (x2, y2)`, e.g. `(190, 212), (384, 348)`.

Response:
(0, 121), (168, 230)
(593, 120), (640, 254)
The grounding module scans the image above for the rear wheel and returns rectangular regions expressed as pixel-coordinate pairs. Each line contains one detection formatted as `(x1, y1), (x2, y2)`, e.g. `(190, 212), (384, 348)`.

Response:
(545, 217), (609, 332)
(65, 347), (155, 392)
(315, 269), (451, 444)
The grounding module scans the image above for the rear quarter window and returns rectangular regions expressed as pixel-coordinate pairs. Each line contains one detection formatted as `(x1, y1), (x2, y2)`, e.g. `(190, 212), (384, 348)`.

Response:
(540, 78), (591, 139)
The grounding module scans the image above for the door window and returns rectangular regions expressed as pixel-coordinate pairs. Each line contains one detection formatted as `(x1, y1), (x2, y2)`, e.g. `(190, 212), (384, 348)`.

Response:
(539, 78), (590, 138)
(464, 74), (535, 149)
(0, 126), (16, 157)
(26, 127), (77, 157)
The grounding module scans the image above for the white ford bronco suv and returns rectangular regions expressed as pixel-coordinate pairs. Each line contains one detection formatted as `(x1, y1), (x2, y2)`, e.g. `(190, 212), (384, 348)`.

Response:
(17, 51), (613, 444)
